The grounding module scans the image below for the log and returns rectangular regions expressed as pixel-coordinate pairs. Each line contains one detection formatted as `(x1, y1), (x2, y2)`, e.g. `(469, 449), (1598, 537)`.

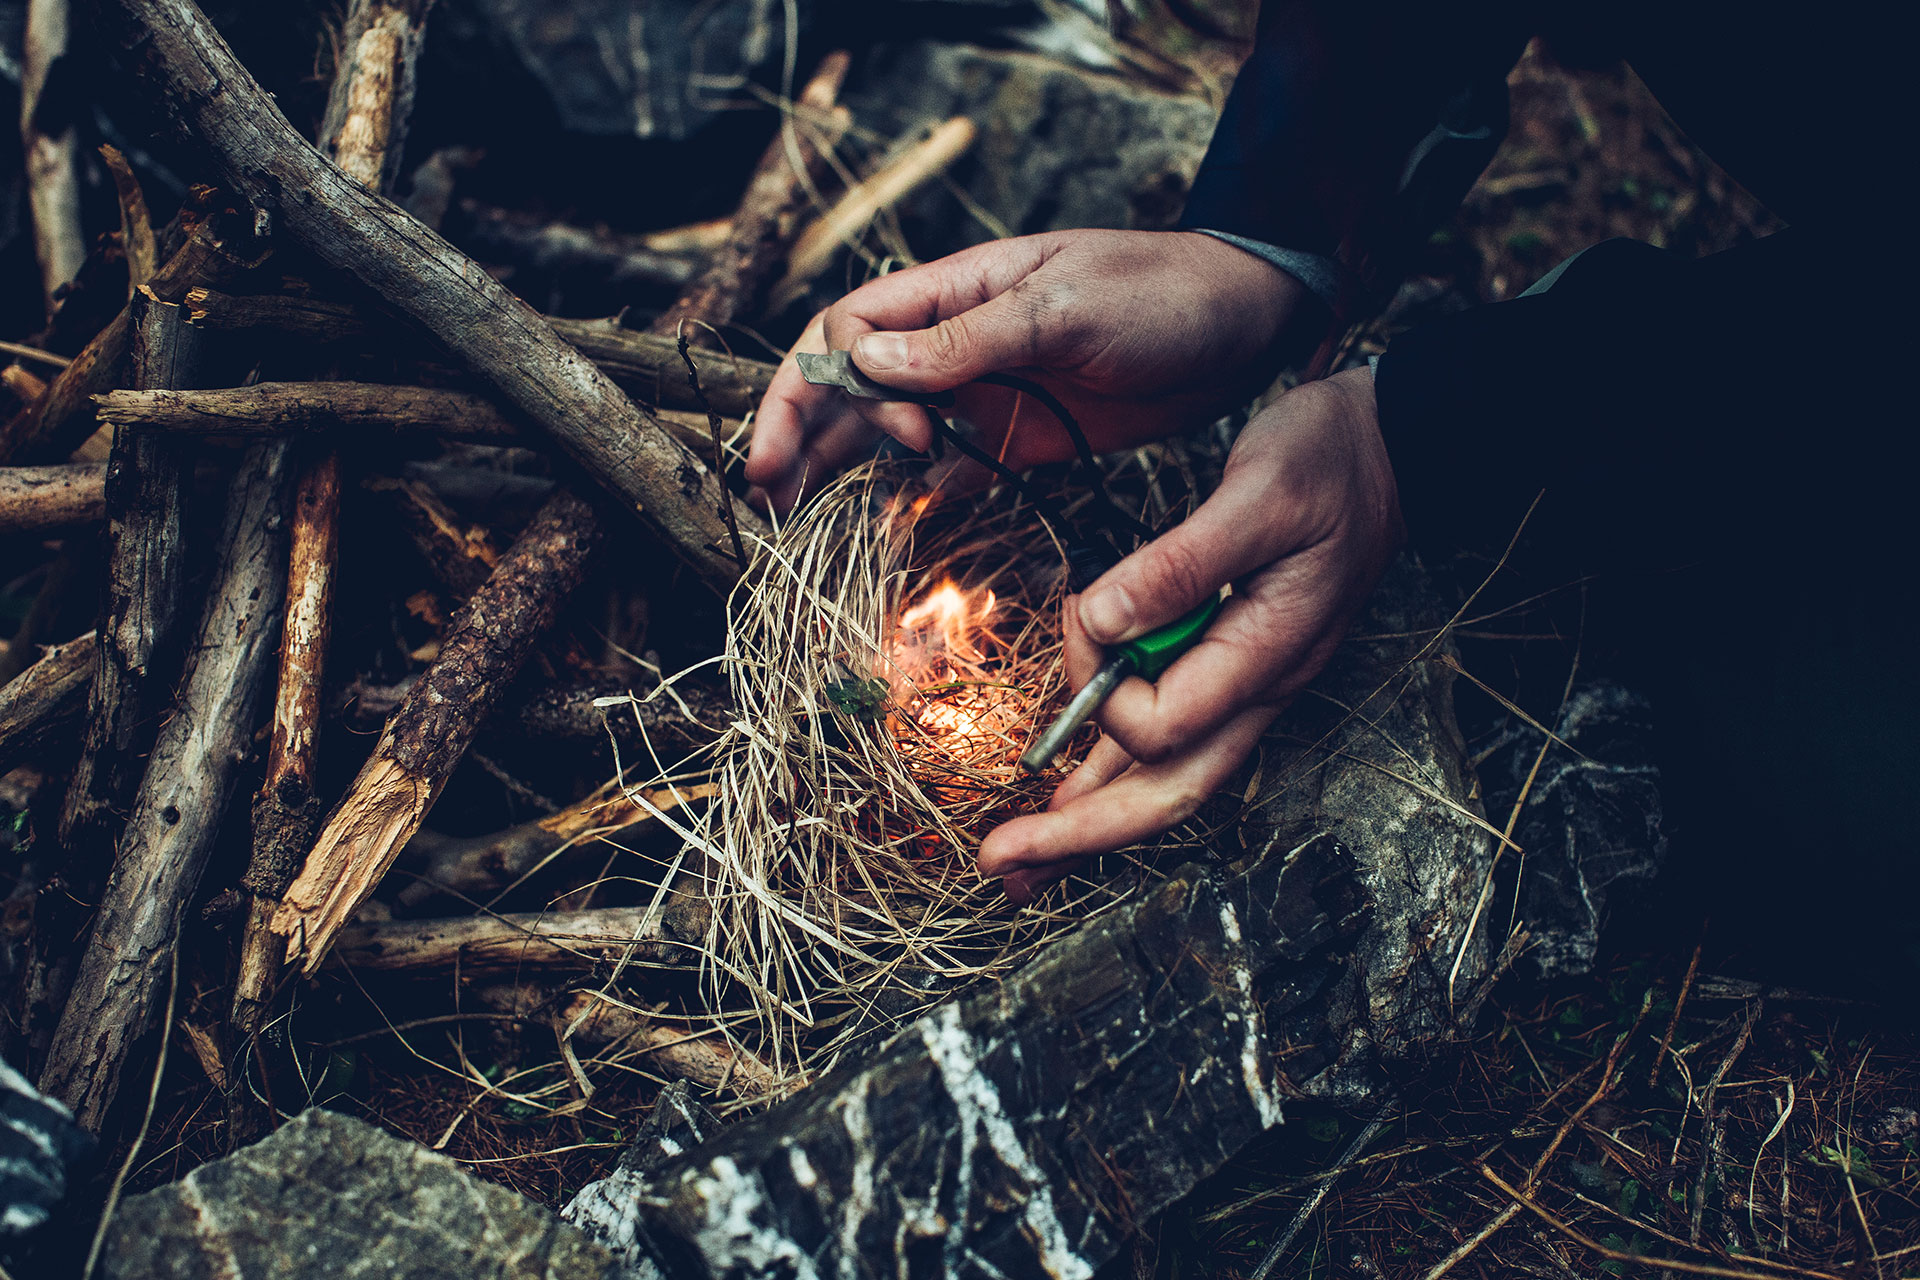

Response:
(0, 631), (95, 778)
(97, 0), (765, 589)
(271, 490), (600, 971)
(19, 0), (85, 311)
(395, 782), (717, 907)
(58, 289), (204, 851)
(328, 902), (704, 974)
(0, 217), (264, 466)
(183, 289), (779, 419)
(650, 51), (852, 340)
(368, 474), (504, 601)
(0, 462), (105, 532)
(38, 440), (291, 1131)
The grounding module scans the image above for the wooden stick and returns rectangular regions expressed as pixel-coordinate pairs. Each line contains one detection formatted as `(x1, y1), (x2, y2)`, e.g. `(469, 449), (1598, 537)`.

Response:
(38, 441), (291, 1131)
(0, 462), (105, 532)
(95, 382), (745, 460)
(328, 903), (701, 974)
(770, 116), (978, 312)
(0, 217), (264, 466)
(19, 0), (85, 312)
(235, 0), (437, 1047)
(457, 203), (701, 292)
(182, 290), (779, 419)
(0, 630), (95, 778)
(651, 51), (851, 339)
(271, 490), (600, 971)
(94, 381), (523, 441)
(395, 783), (716, 907)
(58, 290), (204, 851)
(474, 985), (775, 1098)
(97, 0), (765, 589)
(368, 475), (505, 601)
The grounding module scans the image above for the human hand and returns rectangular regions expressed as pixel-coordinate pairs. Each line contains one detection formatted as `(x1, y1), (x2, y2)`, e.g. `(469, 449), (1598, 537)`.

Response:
(744, 229), (1321, 511)
(978, 366), (1403, 904)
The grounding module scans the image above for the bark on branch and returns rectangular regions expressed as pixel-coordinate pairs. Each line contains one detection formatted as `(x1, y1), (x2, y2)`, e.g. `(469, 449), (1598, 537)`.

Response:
(271, 490), (600, 971)
(97, 0), (765, 588)
(0, 630), (95, 777)
(0, 462), (104, 532)
(328, 903), (703, 974)
(37, 442), (291, 1131)
(182, 290), (778, 420)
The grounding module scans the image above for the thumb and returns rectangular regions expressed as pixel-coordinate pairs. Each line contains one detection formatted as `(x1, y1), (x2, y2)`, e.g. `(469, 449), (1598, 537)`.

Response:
(1077, 471), (1308, 645)
(851, 286), (1055, 392)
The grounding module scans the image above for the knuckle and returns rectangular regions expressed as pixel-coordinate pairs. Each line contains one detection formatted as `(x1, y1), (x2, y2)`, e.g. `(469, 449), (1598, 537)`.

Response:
(924, 315), (972, 367)
(1138, 537), (1213, 610)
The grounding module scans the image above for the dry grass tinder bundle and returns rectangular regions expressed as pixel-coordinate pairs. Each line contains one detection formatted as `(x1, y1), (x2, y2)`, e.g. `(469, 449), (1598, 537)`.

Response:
(626, 461), (1145, 1088)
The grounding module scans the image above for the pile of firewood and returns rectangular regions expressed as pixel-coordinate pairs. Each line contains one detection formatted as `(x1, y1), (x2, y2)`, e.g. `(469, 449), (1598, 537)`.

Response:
(0, 0), (1019, 1158)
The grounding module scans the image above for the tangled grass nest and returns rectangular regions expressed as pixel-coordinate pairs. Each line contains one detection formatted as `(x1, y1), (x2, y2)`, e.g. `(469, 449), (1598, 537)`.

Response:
(626, 457), (1202, 1089)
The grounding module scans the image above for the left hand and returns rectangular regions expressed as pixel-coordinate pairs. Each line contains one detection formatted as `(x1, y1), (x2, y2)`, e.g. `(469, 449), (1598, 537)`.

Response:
(979, 366), (1403, 904)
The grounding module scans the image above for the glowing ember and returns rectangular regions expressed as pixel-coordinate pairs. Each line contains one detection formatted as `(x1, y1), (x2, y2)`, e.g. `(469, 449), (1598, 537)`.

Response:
(888, 578), (1018, 746)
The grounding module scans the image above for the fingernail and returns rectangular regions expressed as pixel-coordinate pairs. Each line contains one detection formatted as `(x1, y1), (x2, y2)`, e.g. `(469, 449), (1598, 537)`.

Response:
(1079, 587), (1135, 643)
(855, 332), (908, 370)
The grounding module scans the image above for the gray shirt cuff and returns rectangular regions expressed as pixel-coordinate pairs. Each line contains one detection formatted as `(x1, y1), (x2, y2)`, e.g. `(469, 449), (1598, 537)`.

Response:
(1187, 229), (1352, 311)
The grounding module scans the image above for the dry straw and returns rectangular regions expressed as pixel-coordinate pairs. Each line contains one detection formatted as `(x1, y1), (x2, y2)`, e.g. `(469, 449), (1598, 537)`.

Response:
(616, 460), (1169, 1089)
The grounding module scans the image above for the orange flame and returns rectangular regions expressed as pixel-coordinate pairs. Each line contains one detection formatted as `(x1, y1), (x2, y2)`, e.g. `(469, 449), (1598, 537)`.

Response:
(888, 578), (1014, 745)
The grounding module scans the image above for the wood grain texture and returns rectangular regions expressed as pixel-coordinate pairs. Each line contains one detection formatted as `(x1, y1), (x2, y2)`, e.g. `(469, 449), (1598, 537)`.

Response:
(97, 0), (765, 589)
(38, 441), (291, 1130)
(0, 461), (105, 531)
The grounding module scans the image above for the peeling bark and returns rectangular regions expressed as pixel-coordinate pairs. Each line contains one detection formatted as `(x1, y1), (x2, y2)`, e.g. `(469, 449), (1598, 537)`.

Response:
(329, 902), (704, 974)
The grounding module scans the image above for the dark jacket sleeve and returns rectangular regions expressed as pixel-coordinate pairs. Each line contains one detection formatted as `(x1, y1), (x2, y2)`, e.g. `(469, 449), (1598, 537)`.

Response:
(1179, 1), (1525, 313)
(1372, 230), (1899, 571)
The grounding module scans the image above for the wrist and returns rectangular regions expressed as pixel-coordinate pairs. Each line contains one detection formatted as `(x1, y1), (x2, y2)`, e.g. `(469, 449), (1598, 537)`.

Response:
(1175, 230), (1336, 371)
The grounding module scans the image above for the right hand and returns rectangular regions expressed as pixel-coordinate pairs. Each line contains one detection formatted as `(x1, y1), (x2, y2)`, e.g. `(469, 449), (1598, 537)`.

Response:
(744, 229), (1324, 511)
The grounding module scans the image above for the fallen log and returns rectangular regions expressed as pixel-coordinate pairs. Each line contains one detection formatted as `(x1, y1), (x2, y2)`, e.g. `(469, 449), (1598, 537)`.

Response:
(183, 290), (779, 419)
(58, 288), (204, 851)
(651, 50), (852, 340)
(98, 0), (764, 589)
(395, 782), (716, 907)
(38, 440), (291, 1131)
(0, 630), (95, 778)
(0, 461), (104, 532)
(272, 490), (600, 971)
(328, 902), (704, 974)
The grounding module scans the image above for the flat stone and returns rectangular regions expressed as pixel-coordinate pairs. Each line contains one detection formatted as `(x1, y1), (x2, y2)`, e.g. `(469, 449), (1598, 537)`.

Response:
(100, 1108), (617, 1280)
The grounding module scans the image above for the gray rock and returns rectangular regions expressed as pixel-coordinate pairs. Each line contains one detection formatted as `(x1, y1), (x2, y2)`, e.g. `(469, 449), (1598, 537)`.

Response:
(1223, 556), (1499, 1100)
(1480, 681), (1668, 981)
(0, 1055), (90, 1239)
(100, 1108), (617, 1280)
(848, 42), (1221, 247)
(469, 0), (796, 141)
(568, 558), (1494, 1277)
